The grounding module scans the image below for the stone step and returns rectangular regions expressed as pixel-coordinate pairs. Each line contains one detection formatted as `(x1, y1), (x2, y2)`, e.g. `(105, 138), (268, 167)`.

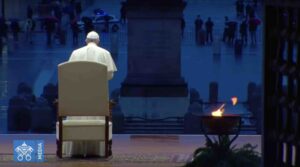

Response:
(123, 129), (257, 134)
(123, 130), (184, 134)
(122, 120), (257, 134)
(124, 126), (184, 131)
(125, 120), (184, 123)
(125, 123), (184, 127)
(240, 125), (257, 131)
(123, 119), (184, 134)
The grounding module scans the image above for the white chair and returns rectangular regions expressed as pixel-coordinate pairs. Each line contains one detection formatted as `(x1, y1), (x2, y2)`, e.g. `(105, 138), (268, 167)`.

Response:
(56, 61), (112, 158)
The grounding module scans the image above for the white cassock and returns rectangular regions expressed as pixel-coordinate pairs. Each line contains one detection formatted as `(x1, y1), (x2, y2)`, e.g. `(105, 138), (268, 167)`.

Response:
(62, 42), (117, 157)
(68, 42), (117, 80)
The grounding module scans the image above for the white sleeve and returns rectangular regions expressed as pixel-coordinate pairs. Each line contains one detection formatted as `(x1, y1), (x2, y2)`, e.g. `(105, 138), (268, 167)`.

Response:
(105, 52), (117, 71)
(105, 52), (117, 80)
(68, 51), (76, 62)
(107, 71), (114, 80)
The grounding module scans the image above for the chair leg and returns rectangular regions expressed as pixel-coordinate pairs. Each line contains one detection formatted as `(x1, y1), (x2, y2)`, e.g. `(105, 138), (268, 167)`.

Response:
(108, 140), (112, 156)
(57, 117), (63, 158)
(56, 139), (62, 158)
(105, 116), (109, 158)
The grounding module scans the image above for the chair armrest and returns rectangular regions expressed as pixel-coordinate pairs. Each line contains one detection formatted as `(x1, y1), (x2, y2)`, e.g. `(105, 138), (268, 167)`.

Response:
(56, 99), (115, 120)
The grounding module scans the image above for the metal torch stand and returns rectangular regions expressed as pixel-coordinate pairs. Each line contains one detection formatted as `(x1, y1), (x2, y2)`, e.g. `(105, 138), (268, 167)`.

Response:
(201, 117), (242, 146)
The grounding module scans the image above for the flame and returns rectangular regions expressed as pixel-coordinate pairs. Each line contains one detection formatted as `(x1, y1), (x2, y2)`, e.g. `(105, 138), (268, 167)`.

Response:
(211, 104), (225, 117)
(231, 96), (238, 106)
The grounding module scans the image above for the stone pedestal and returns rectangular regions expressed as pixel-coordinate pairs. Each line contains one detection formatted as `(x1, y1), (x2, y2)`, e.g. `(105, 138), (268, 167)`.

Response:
(120, 97), (189, 119)
(120, 0), (188, 119)
(121, 0), (188, 97)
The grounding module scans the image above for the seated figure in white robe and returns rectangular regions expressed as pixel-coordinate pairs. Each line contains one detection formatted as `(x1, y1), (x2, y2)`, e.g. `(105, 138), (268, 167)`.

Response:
(64, 31), (117, 157)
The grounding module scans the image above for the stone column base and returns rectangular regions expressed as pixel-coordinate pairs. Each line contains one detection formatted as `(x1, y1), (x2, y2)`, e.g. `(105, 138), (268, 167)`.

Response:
(119, 97), (189, 119)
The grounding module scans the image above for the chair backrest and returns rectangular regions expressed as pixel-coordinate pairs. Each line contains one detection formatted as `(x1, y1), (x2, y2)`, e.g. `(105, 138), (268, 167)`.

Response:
(58, 61), (108, 117)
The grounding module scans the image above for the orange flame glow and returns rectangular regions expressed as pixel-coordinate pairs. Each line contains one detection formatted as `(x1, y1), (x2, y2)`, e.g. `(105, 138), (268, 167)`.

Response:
(231, 96), (238, 106)
(211, 104), (226, 117)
